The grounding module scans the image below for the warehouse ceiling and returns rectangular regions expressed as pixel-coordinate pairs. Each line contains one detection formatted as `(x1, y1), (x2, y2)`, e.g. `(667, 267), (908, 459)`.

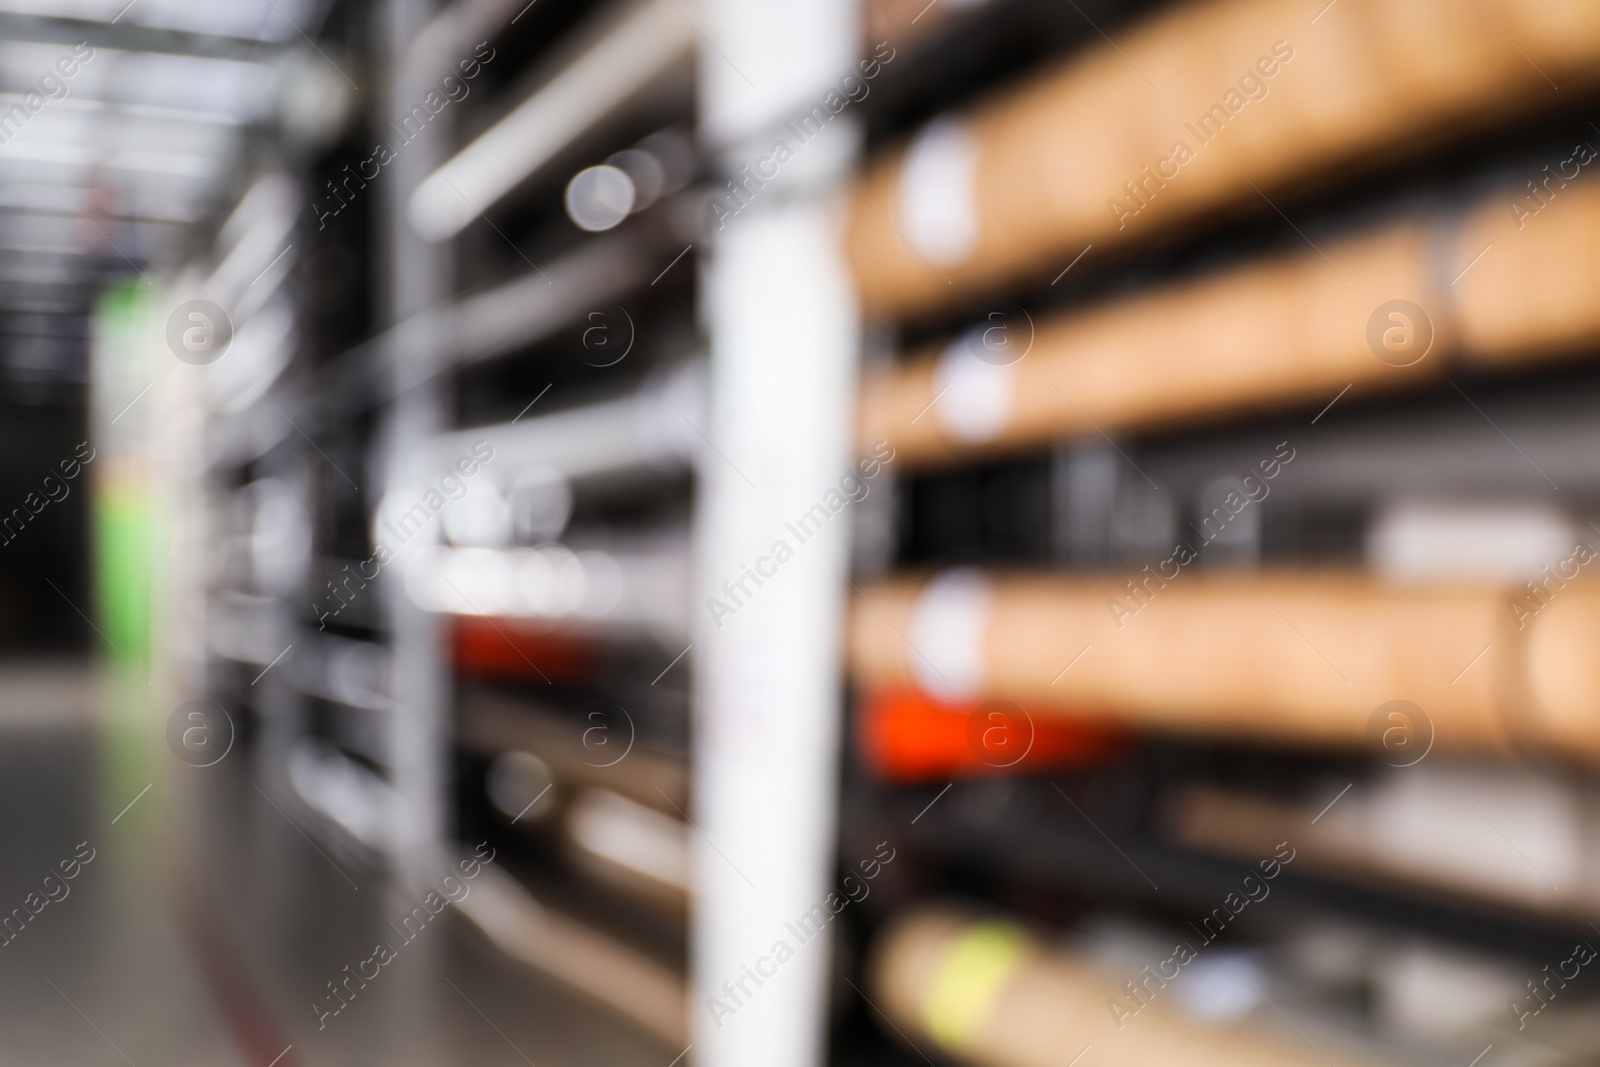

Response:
(0, 0), (339, 402)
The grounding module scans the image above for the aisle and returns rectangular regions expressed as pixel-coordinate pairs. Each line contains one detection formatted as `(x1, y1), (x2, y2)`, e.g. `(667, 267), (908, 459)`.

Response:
(0, 662), (669, 1067)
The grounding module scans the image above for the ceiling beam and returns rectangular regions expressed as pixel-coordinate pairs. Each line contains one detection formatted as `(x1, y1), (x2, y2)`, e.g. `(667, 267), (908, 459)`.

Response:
(0, 11), (287, 63)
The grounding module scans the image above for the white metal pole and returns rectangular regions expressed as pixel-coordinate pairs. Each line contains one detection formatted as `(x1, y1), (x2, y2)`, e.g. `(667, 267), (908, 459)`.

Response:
(694, 2), (861, 1065)
(381, 0), (452, 887)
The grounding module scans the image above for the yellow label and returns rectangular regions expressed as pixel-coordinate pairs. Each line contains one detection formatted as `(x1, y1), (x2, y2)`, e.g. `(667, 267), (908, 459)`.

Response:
(923, 921), (1030, 1050)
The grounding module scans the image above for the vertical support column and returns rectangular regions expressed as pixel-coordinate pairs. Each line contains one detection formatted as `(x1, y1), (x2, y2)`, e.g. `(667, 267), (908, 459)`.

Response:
(374, 4), (453, 1064)
(379, 0), (451, 886)
(693, 3), (861, 1066)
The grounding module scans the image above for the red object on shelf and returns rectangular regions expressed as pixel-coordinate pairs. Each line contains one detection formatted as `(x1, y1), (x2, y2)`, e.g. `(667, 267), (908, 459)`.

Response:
(858, 686), (1127, 783)
(451, 616), (597, 682)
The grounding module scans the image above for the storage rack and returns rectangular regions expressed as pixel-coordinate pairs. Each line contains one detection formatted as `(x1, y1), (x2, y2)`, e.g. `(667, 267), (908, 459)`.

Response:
(833, 1), (1600, 1066)
(172, 1), (1600, 1066)
(190, 0), (709, 1052)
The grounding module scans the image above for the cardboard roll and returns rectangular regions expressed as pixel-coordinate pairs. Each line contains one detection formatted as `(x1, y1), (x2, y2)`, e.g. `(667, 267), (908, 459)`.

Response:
(848, 568), (1600, 760)
(456, 684), (689, 816)
(868, 907), (1392, 1067)
(859, 179), (1600, 470)
(846, 0), (1600, 317)
(454, 864), (688, 1048)
(1163, 775), (1600, 923)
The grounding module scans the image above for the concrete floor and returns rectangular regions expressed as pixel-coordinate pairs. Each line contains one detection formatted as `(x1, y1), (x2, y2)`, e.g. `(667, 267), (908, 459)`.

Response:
(0, 661), (673, 1067)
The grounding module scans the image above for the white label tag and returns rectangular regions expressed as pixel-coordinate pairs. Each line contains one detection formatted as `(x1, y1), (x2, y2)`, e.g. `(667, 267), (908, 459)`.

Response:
(934, 335), (1014, 441)
(910, 567), (992, 698)
(898, 117), (979, 266)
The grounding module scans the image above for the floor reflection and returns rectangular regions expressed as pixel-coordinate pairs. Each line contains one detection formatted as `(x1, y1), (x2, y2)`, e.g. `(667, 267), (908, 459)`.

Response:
(0, 661), (668, 1066)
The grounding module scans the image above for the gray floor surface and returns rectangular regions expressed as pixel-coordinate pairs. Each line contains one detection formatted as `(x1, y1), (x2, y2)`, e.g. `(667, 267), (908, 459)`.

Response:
(0, 661), (672, 1067)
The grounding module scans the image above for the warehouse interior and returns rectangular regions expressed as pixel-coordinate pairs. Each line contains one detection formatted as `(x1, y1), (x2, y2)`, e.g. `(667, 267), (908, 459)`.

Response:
(3, 0), (1600, 1064)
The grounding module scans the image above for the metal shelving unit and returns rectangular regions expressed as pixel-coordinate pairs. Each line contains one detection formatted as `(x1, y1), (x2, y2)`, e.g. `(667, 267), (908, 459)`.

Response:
(153, 2), (1600, 1066)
